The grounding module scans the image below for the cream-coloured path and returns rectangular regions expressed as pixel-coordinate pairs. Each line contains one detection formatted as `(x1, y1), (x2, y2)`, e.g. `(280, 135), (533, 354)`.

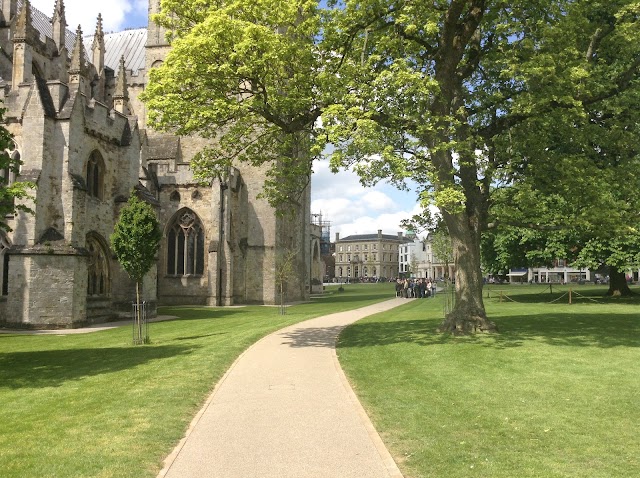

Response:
(158, 298), (409, 478)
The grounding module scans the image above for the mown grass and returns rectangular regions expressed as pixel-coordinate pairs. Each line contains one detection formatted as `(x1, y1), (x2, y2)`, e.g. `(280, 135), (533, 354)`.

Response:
(338, 284), (640, 478)
(0, 283), (394, 478)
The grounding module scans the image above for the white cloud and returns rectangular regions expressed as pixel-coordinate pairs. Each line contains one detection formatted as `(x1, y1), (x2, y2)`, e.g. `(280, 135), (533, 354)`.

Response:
(361, 190), (396, 211)
(311, 157), (421, 238)
(30, 0), (147, 35)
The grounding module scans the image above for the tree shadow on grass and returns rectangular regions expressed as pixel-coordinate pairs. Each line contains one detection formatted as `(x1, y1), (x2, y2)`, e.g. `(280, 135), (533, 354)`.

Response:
(337, 313), (640, 350)
(173, 332), (228, 341)
(158, 307), (247, 321)
(0, 344), (197, 389)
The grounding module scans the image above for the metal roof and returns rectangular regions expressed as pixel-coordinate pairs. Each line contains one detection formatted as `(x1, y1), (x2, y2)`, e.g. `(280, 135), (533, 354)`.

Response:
(85, 29), (148, 74)
(25, 0), (77, 53)
(19, 0), (147, 74)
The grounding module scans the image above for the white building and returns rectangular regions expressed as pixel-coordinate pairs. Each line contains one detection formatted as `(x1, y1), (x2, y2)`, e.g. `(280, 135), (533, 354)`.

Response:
(399, 234), (454, 279)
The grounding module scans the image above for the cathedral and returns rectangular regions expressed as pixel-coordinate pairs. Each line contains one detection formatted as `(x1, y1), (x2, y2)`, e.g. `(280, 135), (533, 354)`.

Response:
(0, 0), (313, 328)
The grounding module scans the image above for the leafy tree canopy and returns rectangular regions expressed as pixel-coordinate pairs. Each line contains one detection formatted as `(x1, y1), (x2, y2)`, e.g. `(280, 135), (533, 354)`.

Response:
(0, 106), (34, 231)
(110, 194), (161, 283)
(144, 0), (640, 332)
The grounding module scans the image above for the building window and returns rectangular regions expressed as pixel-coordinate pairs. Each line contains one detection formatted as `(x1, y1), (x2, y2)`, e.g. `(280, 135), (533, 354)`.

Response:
(364, 244), (368, 250)
(347, 245), (351, 252)
(87, 234), (110, 296)
(1, 150), (20, 211)
(86, 151), (105, 199)
(373, 244), (377, 250)
(355, 245), (359, 251)
(347, 254), (351, 262)
(339, 246), (343, 252)
(167, 209), (205, 276)
(0, 232), (10, 296)
(373, 253), (377, 261)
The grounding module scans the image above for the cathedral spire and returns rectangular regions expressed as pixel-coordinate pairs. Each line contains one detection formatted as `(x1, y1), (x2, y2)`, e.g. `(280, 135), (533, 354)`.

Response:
(68, 25), (87, 87)
(91, 13), (105, 72)
(12, 0), (34, 88)
(52, 0), (67, 53)
(14, 0), (33, 41)
(113, 56), (130, 114)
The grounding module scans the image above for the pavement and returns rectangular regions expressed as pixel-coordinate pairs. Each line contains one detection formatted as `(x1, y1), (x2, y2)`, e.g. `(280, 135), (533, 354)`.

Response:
(0, 315), (178, 334)
(158, 297), (409, 478)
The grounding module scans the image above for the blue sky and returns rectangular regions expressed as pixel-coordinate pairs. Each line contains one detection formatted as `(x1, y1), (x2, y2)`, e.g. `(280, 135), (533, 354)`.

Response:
(29, 0), (421, 238)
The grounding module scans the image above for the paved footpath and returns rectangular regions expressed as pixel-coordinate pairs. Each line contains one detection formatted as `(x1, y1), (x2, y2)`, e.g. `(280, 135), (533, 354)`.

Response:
(158, 297), (409, 478)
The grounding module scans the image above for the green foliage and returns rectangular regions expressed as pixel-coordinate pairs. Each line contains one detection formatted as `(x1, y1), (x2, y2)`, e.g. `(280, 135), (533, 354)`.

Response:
(0, 107), (34, 231)
(142, 0), (325, 212)
(144, 0), (640, 325)
(431, 229), (453, 268)
(482, 1), (640, 276)
(110, 194), (161, 283)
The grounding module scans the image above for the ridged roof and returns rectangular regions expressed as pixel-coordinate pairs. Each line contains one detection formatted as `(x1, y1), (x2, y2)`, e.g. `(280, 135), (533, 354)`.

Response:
(147, 135), (180, 160)
(85, 28), (147, 74)
(25, 0), (77, 52)
(338, 233), (405, 242)
(20, 0), (147, 74)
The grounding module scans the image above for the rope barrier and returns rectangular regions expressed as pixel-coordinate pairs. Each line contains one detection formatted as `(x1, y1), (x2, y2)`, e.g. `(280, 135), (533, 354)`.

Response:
(571, 291), (605, 304)
(486, 287), (605, 305)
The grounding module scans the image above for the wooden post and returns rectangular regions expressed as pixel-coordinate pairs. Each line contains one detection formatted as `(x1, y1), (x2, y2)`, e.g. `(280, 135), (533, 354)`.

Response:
(569, 288), (572, 305)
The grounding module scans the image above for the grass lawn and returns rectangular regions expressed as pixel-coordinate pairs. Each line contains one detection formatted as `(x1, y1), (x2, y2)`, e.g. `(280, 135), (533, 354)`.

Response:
(0, 283), (394, 478)
(338, 284), (640, 478)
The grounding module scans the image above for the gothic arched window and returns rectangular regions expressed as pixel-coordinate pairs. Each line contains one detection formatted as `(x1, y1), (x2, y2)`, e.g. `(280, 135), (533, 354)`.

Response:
(86, 151), (105, 199)
(167, 209), (205, 276)
(86, 234), (110, 296)
(2, 149), (20, 212)
(1, 232), (10, 296)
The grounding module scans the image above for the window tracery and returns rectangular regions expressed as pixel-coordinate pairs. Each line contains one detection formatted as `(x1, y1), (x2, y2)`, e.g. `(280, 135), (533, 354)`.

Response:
(86, 234), (110, 296)
(167, 209), (205, 276)
(86, 151), (105, 199)
(1, 232), (10, 296)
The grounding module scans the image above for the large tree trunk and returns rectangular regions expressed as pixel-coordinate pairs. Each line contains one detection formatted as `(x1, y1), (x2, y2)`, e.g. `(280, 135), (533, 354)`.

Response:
(437, 213), (497, 335)
(428, 1), (492, 334)
(606, 266), (634, 296)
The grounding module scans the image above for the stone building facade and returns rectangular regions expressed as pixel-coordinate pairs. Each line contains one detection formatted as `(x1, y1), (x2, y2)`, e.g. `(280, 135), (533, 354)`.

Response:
(0, 0), (311, 328)
(333, 230), (405, 281)
(399, 234), (455, 280)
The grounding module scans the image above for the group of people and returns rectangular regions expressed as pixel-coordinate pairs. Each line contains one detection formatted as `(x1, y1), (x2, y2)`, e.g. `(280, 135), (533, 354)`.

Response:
(395, 278), (437, 298)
